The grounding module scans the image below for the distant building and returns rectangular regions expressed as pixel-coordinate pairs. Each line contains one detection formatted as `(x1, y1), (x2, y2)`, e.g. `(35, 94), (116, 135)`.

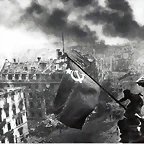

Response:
(0, 87), (28, 143)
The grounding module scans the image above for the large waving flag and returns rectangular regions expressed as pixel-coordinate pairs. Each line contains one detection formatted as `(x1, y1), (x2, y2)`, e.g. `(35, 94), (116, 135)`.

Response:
(54, 54), (100, 129)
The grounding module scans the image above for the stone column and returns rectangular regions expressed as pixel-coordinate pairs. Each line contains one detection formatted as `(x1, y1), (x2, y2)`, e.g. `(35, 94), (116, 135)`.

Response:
(12, 74), (15, 80)
(33, 74), (36, 80)
(26, 74), (29, 81)
(19, 74), (22, 80)
(5, 74), (8, 80)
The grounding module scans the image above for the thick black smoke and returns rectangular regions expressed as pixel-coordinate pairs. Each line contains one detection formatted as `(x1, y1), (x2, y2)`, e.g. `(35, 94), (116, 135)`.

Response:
(26, 2), (43, 14)
(86, 0), (144, 39)
(61, 0), (93, 7)
(23, 2), (97, 45)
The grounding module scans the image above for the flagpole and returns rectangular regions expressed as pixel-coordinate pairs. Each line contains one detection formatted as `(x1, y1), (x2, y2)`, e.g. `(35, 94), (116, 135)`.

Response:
(66, 53), (126, 110)
(62, 33), (65, 53)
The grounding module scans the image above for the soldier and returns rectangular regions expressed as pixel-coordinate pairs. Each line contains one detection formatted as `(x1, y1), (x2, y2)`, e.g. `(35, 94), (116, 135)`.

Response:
(118, 89), (143, 142)
(119, 89), (143, 116)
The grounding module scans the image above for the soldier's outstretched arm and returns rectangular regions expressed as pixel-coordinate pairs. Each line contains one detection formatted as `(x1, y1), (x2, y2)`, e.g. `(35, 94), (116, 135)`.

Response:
(119, 97), (128, 102)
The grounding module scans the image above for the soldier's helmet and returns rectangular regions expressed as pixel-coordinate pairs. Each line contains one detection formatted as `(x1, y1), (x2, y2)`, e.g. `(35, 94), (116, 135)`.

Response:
(123, 89), (131, 95)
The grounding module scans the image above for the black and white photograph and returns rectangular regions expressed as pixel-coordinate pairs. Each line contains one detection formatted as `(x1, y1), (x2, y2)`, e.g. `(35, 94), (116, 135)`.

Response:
(1, 0), (144, 143)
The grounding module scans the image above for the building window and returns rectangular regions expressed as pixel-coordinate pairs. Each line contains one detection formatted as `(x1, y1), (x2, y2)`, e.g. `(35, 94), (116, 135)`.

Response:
(4, 102), (9, 117)
(15, 74), (19, 80)
(29, 74), (33, 80)
(36, 74), (40, 80)
(8, 74), (13, 80)
(0, 128), (3, 136)
(16, 116), (23, 126)
(30, 102), (34, 108)
(20, 117), (23, 124)
(22, 74), (26, 80)
(7, 123), (11, 131)
(12, 104), (16, 115)
(24, 66), (28, 71)
(18, 127), (23, 136)
(19, 99), (23, 111)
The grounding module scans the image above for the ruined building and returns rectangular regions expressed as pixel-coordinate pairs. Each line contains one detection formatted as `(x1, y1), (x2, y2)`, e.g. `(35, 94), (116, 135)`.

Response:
(0, 87), (29, 143)
(0, 49), (67, 128)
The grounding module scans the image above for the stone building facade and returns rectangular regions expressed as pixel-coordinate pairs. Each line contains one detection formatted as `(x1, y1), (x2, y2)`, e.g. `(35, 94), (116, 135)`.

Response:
(0, 87), (29, 143)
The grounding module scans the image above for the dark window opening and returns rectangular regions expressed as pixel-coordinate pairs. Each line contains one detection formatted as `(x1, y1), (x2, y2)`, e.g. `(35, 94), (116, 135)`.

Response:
(8, 74), (13, 80)
(22, 74), (26, 80)
(4, 103), (9, 117)
(2, 74), (6, 80)
(16, 119), (19, 126)
(0, 129), (3, 136)
(16, 116), (23, 126)
(4, 93), (8, 98)
(12, 104), (16, 115)
(15, 74), (19, 80)
(8, 123), (11, 131)
(36, 74), (40, 80)
(18, 127), (23, 136)
(20, 117), (23, 124)
(40, 63), (46, 70)
(29, 74), (33, 80)
(19, 100), (23, 111)
(24, 66), (28, 71)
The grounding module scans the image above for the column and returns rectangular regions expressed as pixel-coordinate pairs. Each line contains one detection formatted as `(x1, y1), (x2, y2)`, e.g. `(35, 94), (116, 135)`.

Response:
(5, 74), (8, 80)
(26, 74), (29, 81)
(18, 74), (21, 80)
(33, 74), (36, 80)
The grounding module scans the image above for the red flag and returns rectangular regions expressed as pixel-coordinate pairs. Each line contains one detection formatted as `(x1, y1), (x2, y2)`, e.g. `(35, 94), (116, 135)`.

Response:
(54, 56), (100, 129)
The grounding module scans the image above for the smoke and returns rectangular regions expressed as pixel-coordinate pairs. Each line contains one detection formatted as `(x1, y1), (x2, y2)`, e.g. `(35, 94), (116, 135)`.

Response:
(2, 0), (144, 48)
(62, 0), (94, 7)
(22, 1), (97, 45)
(85, 0), (144, 39)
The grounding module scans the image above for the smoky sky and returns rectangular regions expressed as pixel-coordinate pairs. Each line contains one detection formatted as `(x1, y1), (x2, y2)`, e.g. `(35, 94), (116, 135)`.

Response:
(20, 0), (144, 47)
(23, 1), (97, 45)
(86, 0), (144, 39)
(62, 0), (94, 7)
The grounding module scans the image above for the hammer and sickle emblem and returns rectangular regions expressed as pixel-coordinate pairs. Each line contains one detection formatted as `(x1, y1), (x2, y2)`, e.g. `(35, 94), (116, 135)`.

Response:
(71, 70), (85, 83)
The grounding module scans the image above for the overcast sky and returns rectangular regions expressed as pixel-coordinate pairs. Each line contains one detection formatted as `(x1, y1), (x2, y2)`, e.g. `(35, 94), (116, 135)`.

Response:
(0, 0), (144, 61)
